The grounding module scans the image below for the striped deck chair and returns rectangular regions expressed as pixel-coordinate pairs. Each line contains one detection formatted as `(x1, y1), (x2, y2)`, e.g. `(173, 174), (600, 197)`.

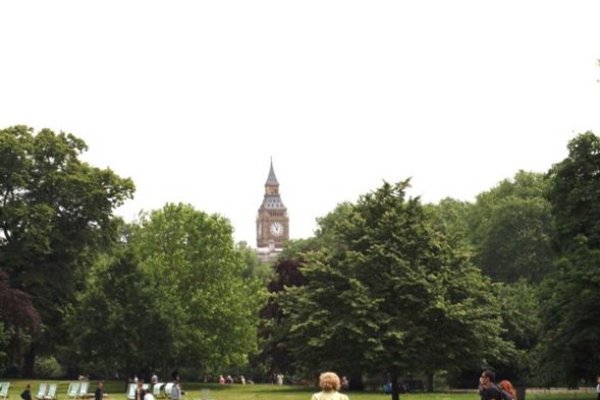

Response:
(67, 382), (80, 400)
(163, 383), (174, 400)
(0, 382), (10, 400)
(127, 384), (136, 400)
(35, 383), (48, 400)
(44, 384), (58, 400)
(152, 383), (164, 399)
(77, 381), (90, 399)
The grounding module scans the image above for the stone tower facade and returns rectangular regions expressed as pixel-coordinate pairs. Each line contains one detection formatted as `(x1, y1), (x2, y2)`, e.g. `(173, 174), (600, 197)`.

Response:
(256, 160), (289, 253)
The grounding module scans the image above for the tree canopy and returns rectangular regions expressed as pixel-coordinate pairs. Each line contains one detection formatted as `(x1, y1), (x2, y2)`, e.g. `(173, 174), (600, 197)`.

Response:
(0, 125), (134, 375)
(537, 132), (600, 385)
(129, 203), (265, 372)
(278, 181), (506, 400)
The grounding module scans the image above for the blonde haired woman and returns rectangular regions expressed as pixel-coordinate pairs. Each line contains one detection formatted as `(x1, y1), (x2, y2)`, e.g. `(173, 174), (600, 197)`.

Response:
(311, 372), (349, 400)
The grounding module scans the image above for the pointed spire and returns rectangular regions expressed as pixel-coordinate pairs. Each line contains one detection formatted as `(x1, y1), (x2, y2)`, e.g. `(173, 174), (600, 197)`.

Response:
(266, 157), (279, 185)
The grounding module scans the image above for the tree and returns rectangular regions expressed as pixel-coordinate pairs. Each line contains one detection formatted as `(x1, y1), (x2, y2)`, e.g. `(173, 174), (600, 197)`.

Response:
(425, 197), (474, 250)
(493, 280), (541, 385)
(129, 203), (265, 373)
(236, 241), (272, 283)
(255, 241), (310, 379)
(279, 181), (506, 400)
(469, 171), (554, 283)
(0, 268), (41, 372)
(65, 249), (168, 378)
(537, 132), (600, 385)
(546, 131), (600, 251)
(0, 125), (134, 375)
(537, 241), (600, 386)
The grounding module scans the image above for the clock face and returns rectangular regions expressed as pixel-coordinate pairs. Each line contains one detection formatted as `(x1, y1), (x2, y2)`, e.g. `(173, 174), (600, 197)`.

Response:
(270, 221), (283, 236)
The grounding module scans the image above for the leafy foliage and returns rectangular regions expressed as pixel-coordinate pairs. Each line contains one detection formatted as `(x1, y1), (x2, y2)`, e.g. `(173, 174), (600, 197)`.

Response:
(0, 125), (134, 373)
(538, 132), (600, 385)
(65, 249), (167, 378)
(547, 131), (600, 251)
(129, 203), (265, 372)
(469, 171), (554, 283)
(278, 181), (506, 398)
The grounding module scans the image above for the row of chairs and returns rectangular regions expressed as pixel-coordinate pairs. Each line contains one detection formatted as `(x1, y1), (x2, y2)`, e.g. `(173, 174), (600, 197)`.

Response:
(126, 383), (212, 400)
(66, 381), (93, 400)
(34, 383), (58, 400)
(126, 383), (175, 400)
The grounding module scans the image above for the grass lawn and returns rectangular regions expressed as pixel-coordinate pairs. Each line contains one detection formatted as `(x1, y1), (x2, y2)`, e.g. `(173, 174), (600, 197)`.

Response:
(3, 380), (596, 400)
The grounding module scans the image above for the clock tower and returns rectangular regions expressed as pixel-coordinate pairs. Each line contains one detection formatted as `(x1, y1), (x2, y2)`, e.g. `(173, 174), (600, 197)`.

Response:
(256, 159), (289, 251)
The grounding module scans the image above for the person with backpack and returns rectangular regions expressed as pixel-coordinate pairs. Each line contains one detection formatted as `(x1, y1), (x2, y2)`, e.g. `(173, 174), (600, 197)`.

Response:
(21, 385), (32, 400)
(479, 370), (514, 400)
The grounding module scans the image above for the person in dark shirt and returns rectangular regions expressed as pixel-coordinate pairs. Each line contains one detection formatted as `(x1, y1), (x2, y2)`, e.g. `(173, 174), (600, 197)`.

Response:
(479, 370), (513, 400)
(134, 382), (146, 400)
(94, 382), (104, 400)
(21, 385), (32, 400)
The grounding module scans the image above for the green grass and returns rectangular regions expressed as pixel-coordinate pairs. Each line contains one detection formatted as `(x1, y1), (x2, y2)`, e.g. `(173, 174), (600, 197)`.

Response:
(3, 380), (596, 400)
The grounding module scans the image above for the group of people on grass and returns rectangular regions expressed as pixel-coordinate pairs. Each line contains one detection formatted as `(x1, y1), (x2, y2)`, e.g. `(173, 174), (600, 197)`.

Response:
(18, 369), (600, 400)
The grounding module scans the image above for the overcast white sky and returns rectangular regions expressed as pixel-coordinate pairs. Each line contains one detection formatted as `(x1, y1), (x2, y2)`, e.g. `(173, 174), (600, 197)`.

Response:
(2, 1), (600, 245)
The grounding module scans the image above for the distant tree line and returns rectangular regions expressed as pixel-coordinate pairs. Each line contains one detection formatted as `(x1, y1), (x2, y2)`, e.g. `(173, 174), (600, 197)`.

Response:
(1, 125), (599, 398)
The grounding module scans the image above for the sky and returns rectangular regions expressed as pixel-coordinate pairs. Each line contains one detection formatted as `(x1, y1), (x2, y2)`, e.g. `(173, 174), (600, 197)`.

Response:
(1, 1), (600, 246)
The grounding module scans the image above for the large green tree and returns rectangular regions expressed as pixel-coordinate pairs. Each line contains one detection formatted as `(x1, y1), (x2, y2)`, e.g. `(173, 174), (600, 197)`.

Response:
(537, 132), (600, 385)
(0, 125), (134, 375)
(129, 203), (265, 373)
(468, 170), (554, 283)
(279, 181), (505, 400)
(65, 248), (169, 379)
(547, 132), (600, 251)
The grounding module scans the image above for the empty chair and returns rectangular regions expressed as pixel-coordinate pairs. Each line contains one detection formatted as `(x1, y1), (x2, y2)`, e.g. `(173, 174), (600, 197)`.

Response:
(163, 383), (174, 400)
(0, 382), (10, 400)
(126, 383), (136, 400)
(152, 383), (164, 398)
(67, 382), (81, 400)
(44, 384), (58, 400)
(35, 383), (48, 400)
(77, 381), (90, 399)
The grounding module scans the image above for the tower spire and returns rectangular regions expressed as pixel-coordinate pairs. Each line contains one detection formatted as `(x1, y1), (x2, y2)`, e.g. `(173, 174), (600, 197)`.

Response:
(266, 157), (279, 185)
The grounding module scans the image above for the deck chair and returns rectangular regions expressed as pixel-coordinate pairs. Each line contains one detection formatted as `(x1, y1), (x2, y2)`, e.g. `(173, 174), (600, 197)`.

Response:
(77, 381), (90, 399)
(35, 383), (48, 400)
(0, 382), (9, 400)
(163, 383), (173, 400)
(152, 383), (164, 398)
(67, 382), (80, 400)
(44, 384), (58, 400)
(127, 383), (136, 400)
(200, 389), (213, 400)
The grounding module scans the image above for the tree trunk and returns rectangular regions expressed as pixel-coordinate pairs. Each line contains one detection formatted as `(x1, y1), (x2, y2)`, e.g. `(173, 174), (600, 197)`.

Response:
(348, 374), (364, 391)
(22, 342), (36, 377)
(425, 371), (434, 392)
(390, 372), (400, 400)
(516, 385), (526, 400)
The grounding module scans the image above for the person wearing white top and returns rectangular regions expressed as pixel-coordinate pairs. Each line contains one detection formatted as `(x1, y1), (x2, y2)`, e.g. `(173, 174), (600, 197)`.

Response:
(310, 372), (349, 400)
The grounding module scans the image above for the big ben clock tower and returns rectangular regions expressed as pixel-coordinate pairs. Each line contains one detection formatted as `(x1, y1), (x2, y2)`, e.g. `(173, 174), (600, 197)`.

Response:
(256, 159), (289, 253)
